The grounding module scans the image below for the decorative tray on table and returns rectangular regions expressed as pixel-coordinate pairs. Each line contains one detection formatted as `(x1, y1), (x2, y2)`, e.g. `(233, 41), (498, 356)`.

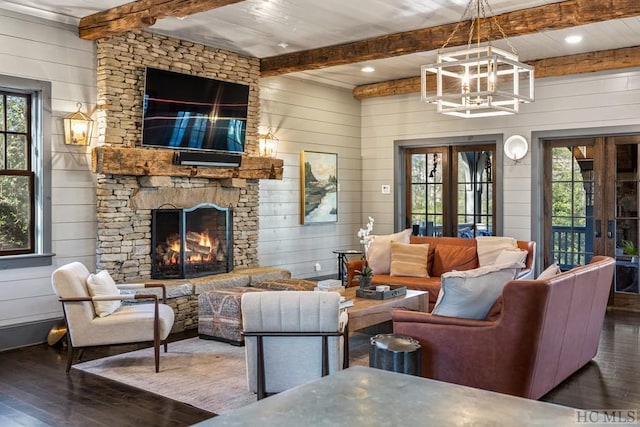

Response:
(356, 284), (407, 300)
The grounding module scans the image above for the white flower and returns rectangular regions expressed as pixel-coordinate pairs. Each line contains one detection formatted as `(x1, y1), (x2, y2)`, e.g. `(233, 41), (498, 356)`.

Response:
(357, 216), (375, 251)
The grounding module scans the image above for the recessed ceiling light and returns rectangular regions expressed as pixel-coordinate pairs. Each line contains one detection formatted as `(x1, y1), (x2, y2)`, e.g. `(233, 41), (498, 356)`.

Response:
(361, 66), (375, 73)
(565, 35), (583, 44)
(277, 42), (289, 49)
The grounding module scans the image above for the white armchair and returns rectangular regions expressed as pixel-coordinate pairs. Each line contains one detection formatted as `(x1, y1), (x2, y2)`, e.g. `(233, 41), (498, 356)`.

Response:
(241, 291), (348, 399)
(51, 262), (175, 373)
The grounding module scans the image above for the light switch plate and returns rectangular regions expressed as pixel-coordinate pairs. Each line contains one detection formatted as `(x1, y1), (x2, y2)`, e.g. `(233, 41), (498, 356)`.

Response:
(381, 185), (391, 194)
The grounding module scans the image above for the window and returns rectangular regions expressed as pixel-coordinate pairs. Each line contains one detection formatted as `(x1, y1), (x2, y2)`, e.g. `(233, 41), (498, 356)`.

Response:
(0, 75), (52, 268)
(0, 91), (34, 255)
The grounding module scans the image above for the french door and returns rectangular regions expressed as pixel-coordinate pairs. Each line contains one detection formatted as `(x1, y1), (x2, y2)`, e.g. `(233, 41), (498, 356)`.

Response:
(544, 134), (640, 309)
(405, 144), (495, 237)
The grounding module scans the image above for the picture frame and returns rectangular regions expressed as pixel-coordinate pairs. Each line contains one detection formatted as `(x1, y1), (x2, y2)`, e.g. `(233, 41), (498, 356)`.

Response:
(300, 151), (338, 224)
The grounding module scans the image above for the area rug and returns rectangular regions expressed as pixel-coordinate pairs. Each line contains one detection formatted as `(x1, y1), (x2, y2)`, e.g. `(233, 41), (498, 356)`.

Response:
(72, 337), (255, 415)
(73, 335), (371, 415)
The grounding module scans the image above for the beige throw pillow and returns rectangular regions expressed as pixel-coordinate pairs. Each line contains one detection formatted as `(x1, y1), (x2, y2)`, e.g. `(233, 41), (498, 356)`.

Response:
(476, 236), (518, 266)
(537, 263), (561, 280)
(366, 229), (411, 275)
(494, 248), (527, 266)
(390, 241), (429, 278)
(86, 270), (121, 317)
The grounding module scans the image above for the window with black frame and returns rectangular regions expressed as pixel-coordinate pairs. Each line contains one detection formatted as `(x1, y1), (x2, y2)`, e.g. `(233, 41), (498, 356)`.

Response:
(0, 91), (34, 255)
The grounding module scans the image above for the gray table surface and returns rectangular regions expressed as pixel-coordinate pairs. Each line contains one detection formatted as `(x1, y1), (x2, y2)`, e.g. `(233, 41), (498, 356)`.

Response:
(194, 366), (589, 426)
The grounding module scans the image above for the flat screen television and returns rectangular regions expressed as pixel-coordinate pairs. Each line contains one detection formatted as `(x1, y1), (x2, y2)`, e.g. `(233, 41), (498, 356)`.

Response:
(142, 67), (249, 153)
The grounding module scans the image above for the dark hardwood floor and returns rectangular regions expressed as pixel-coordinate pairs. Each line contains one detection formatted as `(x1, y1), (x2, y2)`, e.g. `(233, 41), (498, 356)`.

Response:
(0, 330), (213, 427)
(1, 309), (639, 426)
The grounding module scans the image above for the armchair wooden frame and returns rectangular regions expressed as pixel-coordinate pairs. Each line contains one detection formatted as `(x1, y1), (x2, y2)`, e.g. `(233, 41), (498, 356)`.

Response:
(242, 330), (345, 400)
(58, 283), (169, 373)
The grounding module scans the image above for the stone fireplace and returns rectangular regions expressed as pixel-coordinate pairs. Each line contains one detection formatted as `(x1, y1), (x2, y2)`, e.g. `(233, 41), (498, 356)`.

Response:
(151, 203), (233, 279)
(90, 30), (284, 332)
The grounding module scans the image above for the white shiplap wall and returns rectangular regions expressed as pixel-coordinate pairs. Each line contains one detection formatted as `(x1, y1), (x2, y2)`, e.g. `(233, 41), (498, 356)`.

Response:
(258, 77), (362, 278)
(360, 69), (640, 241)
(0, 9), (96, 328)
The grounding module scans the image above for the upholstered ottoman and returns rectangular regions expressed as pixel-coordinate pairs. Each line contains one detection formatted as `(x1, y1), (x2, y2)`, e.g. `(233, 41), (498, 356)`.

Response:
(198, 287), (268, 345)
(198, 279), (318, 345)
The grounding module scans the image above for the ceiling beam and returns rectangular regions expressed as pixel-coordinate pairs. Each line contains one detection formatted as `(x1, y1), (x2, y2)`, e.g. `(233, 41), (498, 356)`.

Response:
(352, 45), (640, 100)
(79, 0), (244, 40)
(261, 0), (640, 77)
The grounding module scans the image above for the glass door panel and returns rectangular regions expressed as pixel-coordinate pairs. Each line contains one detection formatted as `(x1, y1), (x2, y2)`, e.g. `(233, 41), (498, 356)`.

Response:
(614, 143), (639, 294)
(547, 144), (594, 270)
(453, 146), (495, 238)
(408, 150), (445, 236)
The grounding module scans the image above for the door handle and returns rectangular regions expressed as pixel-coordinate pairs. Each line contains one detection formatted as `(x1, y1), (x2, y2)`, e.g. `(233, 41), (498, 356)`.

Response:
(595, 220), (601, 238)
(607, 220), (615, 239)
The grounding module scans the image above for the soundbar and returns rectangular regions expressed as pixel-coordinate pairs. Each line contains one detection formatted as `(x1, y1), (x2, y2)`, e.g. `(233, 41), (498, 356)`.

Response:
(174, 151), (242, 167)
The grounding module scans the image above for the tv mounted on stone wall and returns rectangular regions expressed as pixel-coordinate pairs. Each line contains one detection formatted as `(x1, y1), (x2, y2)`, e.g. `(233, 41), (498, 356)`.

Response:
(141, 67), (249, 155)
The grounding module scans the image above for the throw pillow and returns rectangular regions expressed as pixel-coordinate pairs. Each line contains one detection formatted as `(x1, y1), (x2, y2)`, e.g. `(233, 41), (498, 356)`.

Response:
(537, 263), (561, 280)
(431, 244), (478, 277)
(86, 270), (121, 317)
(431, 264), (519, 320)
(494, 248), (527, 266)
(476, 236), (518, 266)
(390, 241), (429, 277)
(366, 229), (411, 274)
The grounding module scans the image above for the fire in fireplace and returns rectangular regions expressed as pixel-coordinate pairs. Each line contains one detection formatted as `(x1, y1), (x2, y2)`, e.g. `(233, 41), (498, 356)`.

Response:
(151, 203), (233, 279)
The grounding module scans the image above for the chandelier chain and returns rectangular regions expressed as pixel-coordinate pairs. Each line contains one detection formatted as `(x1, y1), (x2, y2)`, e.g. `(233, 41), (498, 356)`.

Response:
(440, 0), (475, 51)
(441, 0), (519, 55)
(484, 0), (518, 54)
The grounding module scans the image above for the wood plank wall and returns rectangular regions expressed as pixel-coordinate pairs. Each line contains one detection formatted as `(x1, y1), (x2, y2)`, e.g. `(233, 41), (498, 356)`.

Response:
(359, 70), (640, 242)
(258, 77), (362, 278)
(0, 9), (97, 329)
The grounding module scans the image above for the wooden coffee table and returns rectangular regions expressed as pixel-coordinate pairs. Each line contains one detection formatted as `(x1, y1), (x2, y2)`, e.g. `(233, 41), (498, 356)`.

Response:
(341, 286), (428, 332)
(340, 286), (428, 368)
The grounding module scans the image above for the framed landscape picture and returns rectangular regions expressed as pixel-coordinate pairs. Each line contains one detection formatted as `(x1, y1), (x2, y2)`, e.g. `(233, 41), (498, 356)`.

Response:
(300, 151), (338, 224)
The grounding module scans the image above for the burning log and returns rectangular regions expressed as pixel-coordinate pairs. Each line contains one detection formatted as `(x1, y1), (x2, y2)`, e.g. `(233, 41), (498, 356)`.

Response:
(186, 241), (212, 255)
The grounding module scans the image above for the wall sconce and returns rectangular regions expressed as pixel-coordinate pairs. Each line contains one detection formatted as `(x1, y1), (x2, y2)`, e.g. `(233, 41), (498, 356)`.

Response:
(504, 135), (529, 162)
(64, 102), (93, 146)
(258, 126), (279, 158)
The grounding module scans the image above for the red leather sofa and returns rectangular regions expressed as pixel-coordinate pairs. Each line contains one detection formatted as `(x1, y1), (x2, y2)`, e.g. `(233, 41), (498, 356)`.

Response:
(392, 255), (615, 399)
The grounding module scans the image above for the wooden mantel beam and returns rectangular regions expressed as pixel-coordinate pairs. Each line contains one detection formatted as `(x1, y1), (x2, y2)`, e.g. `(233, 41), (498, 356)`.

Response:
(79, 0), (244, 40)
(92, 146), (283, 180)
(261, 0), (640, 77)
(352, 45), (640, 100)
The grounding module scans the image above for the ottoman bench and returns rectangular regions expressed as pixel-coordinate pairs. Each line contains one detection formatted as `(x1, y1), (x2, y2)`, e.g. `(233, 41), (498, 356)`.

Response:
(198, 287), (268, 345)
(197, 278), (318, 345)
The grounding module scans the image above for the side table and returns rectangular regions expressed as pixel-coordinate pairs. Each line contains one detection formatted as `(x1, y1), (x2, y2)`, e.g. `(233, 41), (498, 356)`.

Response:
(332, 249), (363, 285)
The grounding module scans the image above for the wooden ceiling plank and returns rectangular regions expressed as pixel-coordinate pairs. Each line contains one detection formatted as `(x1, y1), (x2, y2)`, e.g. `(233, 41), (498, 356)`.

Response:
(352, 45), (640, 100)
(79, 0), (244, 40)
(261, 0), (640, 77)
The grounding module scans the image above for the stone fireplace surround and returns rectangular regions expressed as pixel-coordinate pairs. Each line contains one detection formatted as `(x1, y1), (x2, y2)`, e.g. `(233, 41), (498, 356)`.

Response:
(92, 31), (284, 332)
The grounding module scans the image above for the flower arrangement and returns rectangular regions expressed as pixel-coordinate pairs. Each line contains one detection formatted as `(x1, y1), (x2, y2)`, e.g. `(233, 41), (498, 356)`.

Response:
(357, 216), (375, 249)
(356, 217), (375, 288)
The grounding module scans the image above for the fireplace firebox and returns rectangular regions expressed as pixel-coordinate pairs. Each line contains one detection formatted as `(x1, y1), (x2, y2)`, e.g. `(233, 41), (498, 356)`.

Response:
(151, 203), (233, 279)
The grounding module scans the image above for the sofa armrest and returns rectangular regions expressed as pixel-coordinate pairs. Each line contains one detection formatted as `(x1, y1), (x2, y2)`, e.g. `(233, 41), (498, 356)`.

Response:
(345, 259), (364, 288)
(392, 310), (495, 328)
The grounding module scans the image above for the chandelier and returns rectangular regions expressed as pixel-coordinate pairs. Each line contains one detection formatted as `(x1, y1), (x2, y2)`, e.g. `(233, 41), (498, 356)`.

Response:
(421, 0), (534, 118)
